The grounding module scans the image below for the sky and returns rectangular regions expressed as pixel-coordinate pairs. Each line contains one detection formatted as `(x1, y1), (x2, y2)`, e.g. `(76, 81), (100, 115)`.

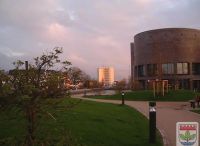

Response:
(0, 0), (200, 80)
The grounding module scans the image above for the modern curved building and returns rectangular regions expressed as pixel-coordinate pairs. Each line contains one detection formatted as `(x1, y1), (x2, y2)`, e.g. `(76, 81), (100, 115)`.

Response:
(131, 28), (200, 90)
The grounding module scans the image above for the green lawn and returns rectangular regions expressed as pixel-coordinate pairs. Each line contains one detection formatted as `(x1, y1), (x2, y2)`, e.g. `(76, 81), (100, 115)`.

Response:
(88, 90), (198, 101)
(190, 109), (200, 114)
(0, 98), (163, 146)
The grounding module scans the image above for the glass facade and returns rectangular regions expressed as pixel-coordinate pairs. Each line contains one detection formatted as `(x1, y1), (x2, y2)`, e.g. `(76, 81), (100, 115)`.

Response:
(193, 80), (200, 90)
(136, 63), (190, 76)
(176, 63), (188, 74)
(138, 65), (145, 77)
(134, 66), (138, 78)
(134, 62), (200, 90)
(147, 64), (157, 76)
(192, 63), (200, 75)
(162, 63), (174, 74)
(178, 79), (190, 89)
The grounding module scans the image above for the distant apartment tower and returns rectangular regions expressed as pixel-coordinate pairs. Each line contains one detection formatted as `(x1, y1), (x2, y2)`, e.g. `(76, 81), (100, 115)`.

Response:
(98, 67), (114, 87)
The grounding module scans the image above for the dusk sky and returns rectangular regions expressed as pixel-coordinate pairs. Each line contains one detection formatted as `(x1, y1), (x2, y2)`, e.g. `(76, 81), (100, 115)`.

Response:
(0, 0), (200, 80)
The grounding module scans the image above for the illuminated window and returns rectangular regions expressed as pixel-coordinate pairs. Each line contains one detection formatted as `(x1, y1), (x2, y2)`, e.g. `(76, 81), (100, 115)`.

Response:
(192, 63), (200, 75)
(138, 65), (145, 77)
(177, 63), (188, 74)
(183, 63), (188, 74)
(147, 64), (157, 76)
(162, 64), (168, 74)
(134, 66), (138, 77)
(162, 63), (174, 74)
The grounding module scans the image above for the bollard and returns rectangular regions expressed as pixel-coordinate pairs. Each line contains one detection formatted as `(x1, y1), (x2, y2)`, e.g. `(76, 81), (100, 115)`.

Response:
(121, 91), (125, 105)
(191, 100), (196, 109)
(196, 96), (200, 107)
(193, 101), (196, 109)
(149, 101), (156, 143)
(190, 100), (196, 108)
(84, 90), (87, 97)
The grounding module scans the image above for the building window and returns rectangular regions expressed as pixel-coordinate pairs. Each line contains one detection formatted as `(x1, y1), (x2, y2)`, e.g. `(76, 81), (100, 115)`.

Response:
(177, 63), (189, 74)
(192, 63), (200, 75)
(162, 63), (174, 74)
(138, 65), (145, 77)
(147, 64), (157, 76)
(134, 66), (138, 78)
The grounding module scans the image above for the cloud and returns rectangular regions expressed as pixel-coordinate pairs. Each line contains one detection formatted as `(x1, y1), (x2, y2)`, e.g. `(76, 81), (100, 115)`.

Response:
(46, 23), (70, 42)
(0, 47), (25, 57)
(0, 0), (200, 79)
(0, 47), (26, 70)
(69, 53), (87, 64)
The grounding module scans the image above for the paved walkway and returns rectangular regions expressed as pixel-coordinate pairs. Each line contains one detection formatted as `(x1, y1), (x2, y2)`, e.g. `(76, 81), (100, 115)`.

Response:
(72, 96), (200, 146)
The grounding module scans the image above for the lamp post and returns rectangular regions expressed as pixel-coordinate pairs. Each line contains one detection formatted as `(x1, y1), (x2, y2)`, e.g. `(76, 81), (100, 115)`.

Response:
(149, 101), (156, 143)
(121, 91), (125, 105)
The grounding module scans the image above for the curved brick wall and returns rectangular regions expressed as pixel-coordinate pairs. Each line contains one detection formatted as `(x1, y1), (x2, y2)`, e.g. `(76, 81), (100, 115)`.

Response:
(134, 28), (200, 65)
(132, 28), (200, 89)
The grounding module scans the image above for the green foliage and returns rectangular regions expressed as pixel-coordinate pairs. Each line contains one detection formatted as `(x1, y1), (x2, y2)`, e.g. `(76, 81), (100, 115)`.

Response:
(42, 72), (65, 97)
(13, 60), (24, 69)
(0, 70), (12, 97)
(34, 47), (71, 70)
(0, 83), (13, 96)
(8, 47), (71, 98)
(0, 47), (73, 146)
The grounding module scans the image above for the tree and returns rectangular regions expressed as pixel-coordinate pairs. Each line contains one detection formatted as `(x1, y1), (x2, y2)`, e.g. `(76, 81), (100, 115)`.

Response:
(64, 67), (91, 89)
(0, 47), (74, 146)
(0, 70), (13, 106)
(127, 76), (133, 90)
(85, 79), (102, 89)
(114, 79), (127, 94)
(65, 67), (82, 86)
(34, 48), (70, 87)
(81, 72), (91, 88)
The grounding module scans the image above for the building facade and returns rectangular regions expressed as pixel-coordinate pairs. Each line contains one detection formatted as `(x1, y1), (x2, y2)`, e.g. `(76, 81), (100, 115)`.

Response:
(98, 67), (114, 87)
(131, 28), (200, 90)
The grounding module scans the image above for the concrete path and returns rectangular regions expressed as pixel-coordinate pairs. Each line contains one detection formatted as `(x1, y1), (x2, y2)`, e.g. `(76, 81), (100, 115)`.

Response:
(72, 96), (200, 146)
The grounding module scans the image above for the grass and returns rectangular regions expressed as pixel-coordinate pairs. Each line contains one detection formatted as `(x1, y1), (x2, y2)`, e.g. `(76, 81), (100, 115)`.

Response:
(87, 90), (198, 101)
(0, 98), (163, 146)
(190, 109), (200, 114)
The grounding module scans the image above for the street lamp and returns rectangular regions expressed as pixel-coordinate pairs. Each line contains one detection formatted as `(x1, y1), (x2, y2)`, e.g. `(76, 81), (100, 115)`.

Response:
(149, 101), (156, 143)
(121, 91), (125, 105)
